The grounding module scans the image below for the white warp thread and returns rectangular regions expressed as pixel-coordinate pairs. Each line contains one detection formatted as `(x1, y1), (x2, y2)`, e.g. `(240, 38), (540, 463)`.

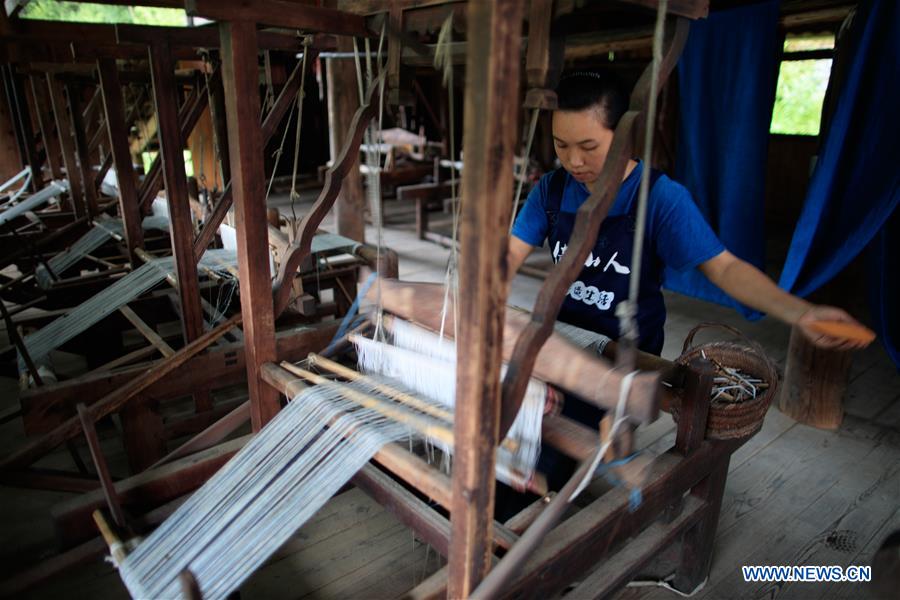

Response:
(354, 320), (546, 489)
(0, 166), (31, 195)
(119, 380), (411, 600)
(20, 249), (237, 370)
(0, 179), (68, 226)
(35, 216), (125, 288)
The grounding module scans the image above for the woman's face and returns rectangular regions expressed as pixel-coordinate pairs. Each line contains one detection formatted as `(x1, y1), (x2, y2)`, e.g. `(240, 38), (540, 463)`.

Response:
(551, 107), (614, 185)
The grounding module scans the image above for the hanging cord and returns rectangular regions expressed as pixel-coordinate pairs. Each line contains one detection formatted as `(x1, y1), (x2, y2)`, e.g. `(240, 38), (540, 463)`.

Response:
(617, 0), (668, 344)
(569, 370), (637, 500)
(352, 38), (366, 106)
(626, 574), (708, 597)
(289, 35), (313, 227)
(433, 13), (459, 346)
(371, 20), (388, 342)
(264, 92), (299, 203)
(351, 22), (388, 341)
(261, 50), (275, 121)
(198, 49), (223, 192)
(509, 107), (540, 233)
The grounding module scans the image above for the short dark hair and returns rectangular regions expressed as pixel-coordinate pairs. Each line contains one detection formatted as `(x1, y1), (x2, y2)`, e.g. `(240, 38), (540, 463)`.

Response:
(555, 71), (627, 130)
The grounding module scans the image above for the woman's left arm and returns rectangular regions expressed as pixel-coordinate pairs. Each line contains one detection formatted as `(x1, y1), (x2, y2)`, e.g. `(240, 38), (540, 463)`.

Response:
(698, 250), (871, 350)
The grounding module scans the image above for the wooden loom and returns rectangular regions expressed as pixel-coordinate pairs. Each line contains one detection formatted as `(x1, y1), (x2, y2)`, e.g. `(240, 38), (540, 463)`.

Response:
(0, 1), (776, 598)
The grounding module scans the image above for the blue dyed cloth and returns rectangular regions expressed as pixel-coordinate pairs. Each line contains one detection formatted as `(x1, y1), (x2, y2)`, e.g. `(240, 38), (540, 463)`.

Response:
(777, 0), (899, 366)
(665, 0), (782, 317)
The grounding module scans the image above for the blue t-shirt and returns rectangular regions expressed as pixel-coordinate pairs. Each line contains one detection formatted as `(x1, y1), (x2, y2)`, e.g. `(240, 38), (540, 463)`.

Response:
(511, 161), (725, 273)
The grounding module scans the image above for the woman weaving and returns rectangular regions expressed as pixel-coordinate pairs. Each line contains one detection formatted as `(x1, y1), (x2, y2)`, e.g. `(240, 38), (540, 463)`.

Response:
(498, 71), (872, 503)
(507, 70), (871, 358)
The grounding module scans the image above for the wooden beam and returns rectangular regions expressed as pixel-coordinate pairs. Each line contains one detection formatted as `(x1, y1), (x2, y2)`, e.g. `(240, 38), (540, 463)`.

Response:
(119, 305), (175, 357)
(45, 74), (87, 217)
(6, 66), (42, 191)
(67, 0), (185, 8)
(138, 74), (210, 212)
(148, 41), (205, 346)
(52, 435), (249, 547)
(338, 0), (463, 14)
(63, 81), (99, 215)
(97, 57), (144, 264)
(619, 0), (709, 19)
(448, 0), (525, 596)
(192, 57), (306, 260)
(186, 0), (371, 37)
(28, 75), (64, 180)
(20, 322), (339, 434)
(70, 42), (199, 62)
(219, 21), (279, 430)
(8, 20), (118, 45)
(115, 23), (302, 51)
(270, 71), (382, 317)
(565, 495), (708, 599)
(325, 37), (365, 242)
(0, 314), (240, 474)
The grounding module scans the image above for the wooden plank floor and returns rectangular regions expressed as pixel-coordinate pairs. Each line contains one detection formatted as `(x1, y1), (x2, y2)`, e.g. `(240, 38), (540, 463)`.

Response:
(1, 194), (897, 599)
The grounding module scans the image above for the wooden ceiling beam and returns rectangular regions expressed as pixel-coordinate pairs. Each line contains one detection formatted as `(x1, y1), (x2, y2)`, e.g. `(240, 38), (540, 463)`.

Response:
(614, 0), (709, 20)
(338, 0), (464, 15)
(116, 23), (302, 51)
(64, 0), (185, 8)
(186, 0), (371, 37)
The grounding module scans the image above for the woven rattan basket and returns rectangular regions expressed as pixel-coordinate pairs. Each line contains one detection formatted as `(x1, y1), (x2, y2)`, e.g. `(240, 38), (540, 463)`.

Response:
(670, 323), (778, 440)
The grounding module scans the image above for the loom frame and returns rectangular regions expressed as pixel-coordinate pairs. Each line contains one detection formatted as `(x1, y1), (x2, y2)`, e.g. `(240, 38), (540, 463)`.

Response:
(0, 1), (774, 598)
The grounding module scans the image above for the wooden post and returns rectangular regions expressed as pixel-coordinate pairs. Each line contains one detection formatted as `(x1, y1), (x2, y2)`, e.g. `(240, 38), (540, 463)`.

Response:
(778, 324), (850, 429)
(219, 21), (279, 430)
(5, 66), (43, 191)
(0, 70), (23, 182)
(448, 1), (525, 597)
(45, 74), (87, 217)
(148, 41), (205, 347)
(209, 65), (231, 187)
(97, 58), (144, 266)
(672, 455), (730, 593)
(64, 82), (100, 216)
(29, 75), (64, 180)
(1, 66), (27, 175)
(325, 37), (366, 242)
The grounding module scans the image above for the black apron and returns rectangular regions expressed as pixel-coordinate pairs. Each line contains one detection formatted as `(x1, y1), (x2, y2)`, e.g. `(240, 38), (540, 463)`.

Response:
(544, 166), (667, 356)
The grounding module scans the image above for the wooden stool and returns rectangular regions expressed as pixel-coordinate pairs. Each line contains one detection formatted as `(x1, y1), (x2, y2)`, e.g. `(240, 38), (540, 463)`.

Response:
(778, 324), (852, 429)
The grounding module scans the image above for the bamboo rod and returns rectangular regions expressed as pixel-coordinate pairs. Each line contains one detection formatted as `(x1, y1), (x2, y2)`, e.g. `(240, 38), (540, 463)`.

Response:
(308, 352), (453, 422)
(279, 361), (455, 447)
(92, 509), (128, 565)
(306, 352), (526, 455)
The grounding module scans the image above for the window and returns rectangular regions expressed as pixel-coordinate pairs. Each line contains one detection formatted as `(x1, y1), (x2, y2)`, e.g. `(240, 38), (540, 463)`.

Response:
(20, 1), (186, 26)
(142, 150), (195, 179)
(770, 34), (835, 136)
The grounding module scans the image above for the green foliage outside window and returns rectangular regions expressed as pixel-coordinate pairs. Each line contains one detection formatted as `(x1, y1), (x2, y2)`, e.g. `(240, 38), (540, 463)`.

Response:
(20, 0), (186, 26)
(143, 151), (195, 179)
(770, 35), (835, 136)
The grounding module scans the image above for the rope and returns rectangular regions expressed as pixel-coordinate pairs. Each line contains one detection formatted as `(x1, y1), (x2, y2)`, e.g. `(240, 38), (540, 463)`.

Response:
(509, 107), (540, 233)
(433, 13), (460, 344)
(261, 49), (275, 121)
(618, 0), (668, 343)
(289, 34), (312, 227)
(570, 370), (637, 501)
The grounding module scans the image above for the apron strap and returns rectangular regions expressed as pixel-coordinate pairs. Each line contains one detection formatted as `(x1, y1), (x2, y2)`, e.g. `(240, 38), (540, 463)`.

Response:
(544, 167), (567, 241)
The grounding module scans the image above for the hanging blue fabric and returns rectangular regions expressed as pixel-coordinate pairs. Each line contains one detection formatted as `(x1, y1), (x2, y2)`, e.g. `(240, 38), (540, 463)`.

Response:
(776, 0), (899, 366)
(868, 210), (898, 368)
(664, 0), (781, 318)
